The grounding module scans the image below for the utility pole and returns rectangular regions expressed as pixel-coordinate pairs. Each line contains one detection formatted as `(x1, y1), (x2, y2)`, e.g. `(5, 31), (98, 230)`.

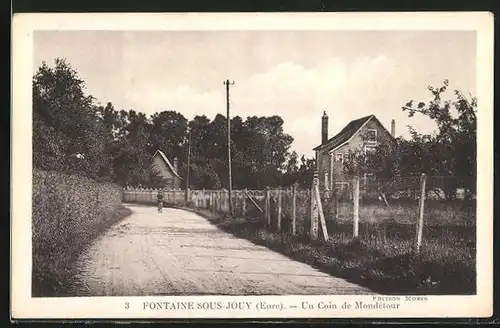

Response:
(224, 79), (235, 217)
(185, 131), (191, 202)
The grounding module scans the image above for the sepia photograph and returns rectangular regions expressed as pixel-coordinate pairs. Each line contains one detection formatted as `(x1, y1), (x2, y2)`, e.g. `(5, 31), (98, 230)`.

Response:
(11, 12), (493, 319)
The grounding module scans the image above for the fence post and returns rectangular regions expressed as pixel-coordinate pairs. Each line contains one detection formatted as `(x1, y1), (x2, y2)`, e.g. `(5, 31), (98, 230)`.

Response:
(235, 190), (239, 216)
(221, 190), (224, 212)
(266, 187), (271, 226)
(353, 175), (360, 239)
(242, 188), (247, 216)
(277, 187), (282, 232)
(310, 171), (319, 240)
(292, 183), (297, 235)
(333, 187), (340, 221)
(415, 173), (427, 254)
(217, 190), (221, 211)
(223, 190), (227, 213)
(323, 188), (330, 219)
(315, 182), (329, 241)
(225, 190), (229, 213)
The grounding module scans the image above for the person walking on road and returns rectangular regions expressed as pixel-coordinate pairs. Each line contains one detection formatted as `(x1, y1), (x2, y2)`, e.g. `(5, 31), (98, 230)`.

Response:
(157, 189), (164, 213)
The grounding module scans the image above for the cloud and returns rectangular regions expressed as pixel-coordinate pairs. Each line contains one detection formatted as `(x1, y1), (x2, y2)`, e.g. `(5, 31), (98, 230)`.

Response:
(125, 55), (440, 158)
(230, 55), (399, 156)
(34, 31), (476, 162)
(127, 84), (225, 120)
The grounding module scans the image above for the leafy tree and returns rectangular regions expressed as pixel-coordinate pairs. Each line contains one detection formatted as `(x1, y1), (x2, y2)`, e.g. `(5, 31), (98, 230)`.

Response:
(296, 155), (316, 189)
(181, 114), (295, 190)
(233, 116), (293, 188)
(149, 110), (188, 159)
(33, 59), (307, 190)
(403, 80), (477, 198)
(281, 150), (300, 186)
(342, 80), (476, 200)
(33, 58), (114, 181)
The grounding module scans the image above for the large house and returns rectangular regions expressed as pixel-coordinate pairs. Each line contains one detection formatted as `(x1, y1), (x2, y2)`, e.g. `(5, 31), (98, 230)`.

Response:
(151, 150), (182, 189)
(313, 112), (395, 191)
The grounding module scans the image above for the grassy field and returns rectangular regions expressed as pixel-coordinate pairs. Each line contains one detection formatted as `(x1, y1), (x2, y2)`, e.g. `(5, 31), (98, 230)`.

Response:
(335, 198), (476, 226)
(181, 197), (476, 295)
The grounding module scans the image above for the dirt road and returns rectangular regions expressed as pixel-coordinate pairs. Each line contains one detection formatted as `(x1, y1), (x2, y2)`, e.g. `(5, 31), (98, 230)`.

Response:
(72, 205), (374, 296)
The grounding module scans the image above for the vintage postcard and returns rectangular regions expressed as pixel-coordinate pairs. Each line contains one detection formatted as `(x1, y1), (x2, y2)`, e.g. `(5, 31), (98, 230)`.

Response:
(11, 12), (493, 320)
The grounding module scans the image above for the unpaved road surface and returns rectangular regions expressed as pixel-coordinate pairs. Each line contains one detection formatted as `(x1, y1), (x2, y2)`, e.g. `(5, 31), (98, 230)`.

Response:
(72, 205), (374, 296)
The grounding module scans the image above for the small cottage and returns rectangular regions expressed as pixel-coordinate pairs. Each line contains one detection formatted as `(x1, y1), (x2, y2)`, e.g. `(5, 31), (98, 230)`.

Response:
(313, 112), (395, 190)
(151, 150), (182, 189)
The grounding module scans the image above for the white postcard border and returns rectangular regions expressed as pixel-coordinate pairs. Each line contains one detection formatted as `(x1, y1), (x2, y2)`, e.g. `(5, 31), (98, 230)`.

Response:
(11, 12), (494, 319)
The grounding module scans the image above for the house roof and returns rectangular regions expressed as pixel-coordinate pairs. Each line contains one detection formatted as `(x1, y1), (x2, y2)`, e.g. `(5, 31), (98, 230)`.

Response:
(152, 150), (183, 180)
(313, 114), (374, 152)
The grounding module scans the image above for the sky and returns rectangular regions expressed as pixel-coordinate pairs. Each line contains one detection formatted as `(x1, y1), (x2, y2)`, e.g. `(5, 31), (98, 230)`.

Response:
(33, 30), (476, 157)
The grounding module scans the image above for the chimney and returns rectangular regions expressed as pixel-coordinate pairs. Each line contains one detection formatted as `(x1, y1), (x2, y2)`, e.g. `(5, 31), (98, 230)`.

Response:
(173, 157), (178, 172)
(321, 111), (329, 144)
(391, 119), (396, 138)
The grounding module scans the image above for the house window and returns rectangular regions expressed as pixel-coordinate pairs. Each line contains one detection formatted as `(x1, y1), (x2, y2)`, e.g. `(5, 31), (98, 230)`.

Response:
(366, 129), (377, 143)
(335, 153), (344, 163)
(364, 144), (377, 154)
(324, 172), (329, 189)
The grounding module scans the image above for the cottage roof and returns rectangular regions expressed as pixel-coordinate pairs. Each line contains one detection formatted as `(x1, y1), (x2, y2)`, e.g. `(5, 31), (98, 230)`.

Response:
(313, 114), (375, 152)
(151, 150), (183, 179)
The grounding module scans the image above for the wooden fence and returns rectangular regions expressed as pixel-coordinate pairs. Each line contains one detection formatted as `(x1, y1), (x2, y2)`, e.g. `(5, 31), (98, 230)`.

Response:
(123, 172), (432, 252)
(123, 186), (314, 237)
(123, 187), (186, 205)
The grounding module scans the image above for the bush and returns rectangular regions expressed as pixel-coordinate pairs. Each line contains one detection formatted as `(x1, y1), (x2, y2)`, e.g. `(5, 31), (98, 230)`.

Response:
(32, 169), (127, 297)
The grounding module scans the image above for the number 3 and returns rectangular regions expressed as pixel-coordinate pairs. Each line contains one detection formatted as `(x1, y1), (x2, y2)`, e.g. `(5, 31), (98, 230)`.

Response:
(125, 302), (129, 309)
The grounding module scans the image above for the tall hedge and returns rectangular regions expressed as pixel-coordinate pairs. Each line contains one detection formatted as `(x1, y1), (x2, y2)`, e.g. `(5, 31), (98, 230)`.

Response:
(32, 169), (123, 295)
